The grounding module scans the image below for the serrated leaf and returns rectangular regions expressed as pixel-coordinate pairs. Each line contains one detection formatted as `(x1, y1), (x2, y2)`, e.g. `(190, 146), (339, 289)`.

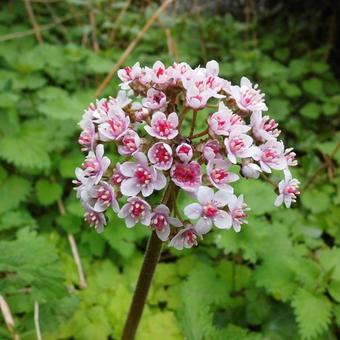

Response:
(0, 120), (51, 170)
(35, 179), (62, 206)
(292, 288), (332, 340)
(0, 228), (65, 300)
(0, 176), (31, 214)
(254, 259), (298, 301)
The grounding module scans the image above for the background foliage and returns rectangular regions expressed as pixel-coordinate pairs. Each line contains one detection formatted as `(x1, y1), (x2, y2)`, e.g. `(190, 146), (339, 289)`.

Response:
(0, 1), (339, 339)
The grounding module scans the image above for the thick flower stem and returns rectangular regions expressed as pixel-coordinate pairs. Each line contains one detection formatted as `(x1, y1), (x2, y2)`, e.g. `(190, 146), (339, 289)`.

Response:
(121, 231), (162, 340)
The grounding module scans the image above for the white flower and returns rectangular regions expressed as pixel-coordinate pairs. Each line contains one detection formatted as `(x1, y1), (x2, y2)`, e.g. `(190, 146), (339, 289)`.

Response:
(120, 152), (166, 197)
(230, 77), (268, 112)
(184, 186), (232, 234)
(227, 194), (249, 232)
(169, 225), (201, 250)
(275, 170), (300, 208)
(150, 205), (182, 241)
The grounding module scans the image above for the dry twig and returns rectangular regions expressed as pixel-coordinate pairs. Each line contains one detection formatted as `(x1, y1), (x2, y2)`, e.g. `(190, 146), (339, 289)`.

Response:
(57, 199), (87, 289)
(0, 13), (84, 42)
(0, 295), (20, 340)
(23, 0), (44, 44)
(34, 302), (42, 340)
(95, 0), (174, 97)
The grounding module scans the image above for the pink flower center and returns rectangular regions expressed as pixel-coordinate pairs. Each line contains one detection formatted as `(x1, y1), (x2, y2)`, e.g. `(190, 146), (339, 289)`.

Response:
(206, 76), (215, 88)
(85, 211), (100, 226)
(232, 208), (247, 221)
(152, 93), (164, 104)
(129, 201), (146, 219)
(230, 138), (245, 152)
(156, 67), (165, 78)
(205, 141), (220, 155)
(135, 166), (152, 186)
(108, 118), (126, 136)
(112, 171), (125, 185)
(184, 229), (197, 246)
(203, 204), (218, 218)
(83, 158), (100, 174)
(151, 213), (167, 231)
(230, 114), (243, 125)
(241, 87), (264, 108)
(97, 187), (112, 206)
(154, 145), (171, 164)
(178, 145), (191, 155)
(284, 185), (299, 196)
(211, 168), (229, 183)
(123, 136), (137, 152)
(173, 164), (198, 185)
(262, 149), (279, 163)
(154, 119), (173, 137)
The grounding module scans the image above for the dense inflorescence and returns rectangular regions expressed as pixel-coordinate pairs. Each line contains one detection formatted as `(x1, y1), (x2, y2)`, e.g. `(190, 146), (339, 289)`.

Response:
(74, 60), (300, 250)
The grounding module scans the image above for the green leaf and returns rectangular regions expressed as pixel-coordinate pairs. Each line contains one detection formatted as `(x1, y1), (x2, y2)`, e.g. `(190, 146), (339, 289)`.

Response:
(35, 179), (62, 206)
(37, 87), (91, 121)
(254, 259), (298, 301)
(302, 78), (323, 97)
(292, 288), (332, 340)
(268, 98), (290, 120)
(0, 120), (51, 170)
(300, 103), (321, 119)
(0, 228), (65, 300)
(234, 179), (276, 215)
(301, 188), (331, 213)
(0, 176), (31, 214)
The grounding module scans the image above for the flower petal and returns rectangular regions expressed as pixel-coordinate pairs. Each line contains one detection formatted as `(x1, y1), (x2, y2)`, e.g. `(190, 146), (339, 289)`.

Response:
(184, 203), (202, 219)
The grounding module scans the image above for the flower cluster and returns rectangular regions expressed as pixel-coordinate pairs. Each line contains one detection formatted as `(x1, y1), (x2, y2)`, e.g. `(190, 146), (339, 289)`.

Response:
(74, 60), (300, 249)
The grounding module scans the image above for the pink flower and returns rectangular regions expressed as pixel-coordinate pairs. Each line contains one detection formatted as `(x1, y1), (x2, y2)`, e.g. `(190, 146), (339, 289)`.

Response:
(241, 159), (262, 179)
(170, 161), (202, 192)
(84, 204), (107, 233)
(143, 88), (167, 110)
(207, 159), (239, 192)
(275, 170), (300, 208)
(145, 111), (179, 140)
(151, 61), (169, 84)
(184, 186), (231, 234)
(117, 62), (142, 85)
(285, 148), (298, 167)
(118, 197), (151, 228)
(176, 143), (193, 163)
(73, 167), (96, 203)
(169, 225), (201, 250)
(118, 129), (141, 156)
(150, 204), (182, 241)
(82, 144), (110, 184)
(148, 142), (173, 170)
(97, 107), (130, 141)
(250, 111), (280, 142)
(78, 122), (96, 152)
(208, 102), (248, 136)
(120, 152), (166, 197)
(253, 139), (287, 173)
(111, 163), (127, 186)
(201, 140), (222, 161)
(227, 194), (249, 232)
(230, 77), (267, 112)
(224, 130), (257, 164)
(90, 181), (119, 213)
(185, 85), (210, 109)
(167, 62), (192, 83)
